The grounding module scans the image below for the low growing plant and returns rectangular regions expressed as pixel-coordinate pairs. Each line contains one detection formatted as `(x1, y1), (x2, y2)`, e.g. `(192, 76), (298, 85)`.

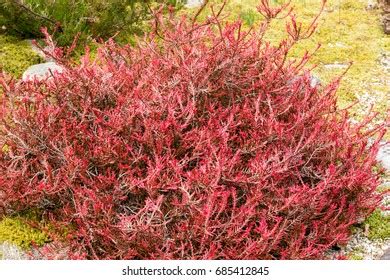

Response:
(0, 217), (50, 249)
(0, 34), (42, 77)
(0, 0), (183, 46)
(364, 210), (390, 240)
(0, 0), (387, 259)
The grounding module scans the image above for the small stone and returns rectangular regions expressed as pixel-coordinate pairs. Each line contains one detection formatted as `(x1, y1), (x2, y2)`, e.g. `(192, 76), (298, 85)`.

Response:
(185, 0), (204, 8)
(364, 224), (370, 237)
(366, 0), (379, 10)
(335, 42), (348, 48)
(377, 142), (390, 171)
(381, 248), (390, 260)
(22, 62), (64, 82)
(323, 63), (349, 70)
(328, 42), (348, 48)
(384, 21), (390, 34)
(383, 14), (390, 35)
(310, 76), (321, 88)
(26, 40), (56, 62)
(287, 75), (321, 89)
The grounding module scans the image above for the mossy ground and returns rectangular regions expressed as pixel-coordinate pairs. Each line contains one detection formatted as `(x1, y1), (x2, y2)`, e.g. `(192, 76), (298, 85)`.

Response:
(0, 216), (50, 250)
(345, 185), (390, 259)
(363, 209), (390, 240)
(353, 186), (390, 242)
(348, 248), (365, 260)
(0, 34), (43, 78)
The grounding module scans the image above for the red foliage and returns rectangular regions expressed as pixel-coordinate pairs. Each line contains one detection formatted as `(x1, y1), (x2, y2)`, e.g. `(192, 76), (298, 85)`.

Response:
(0, 1), (386, 259)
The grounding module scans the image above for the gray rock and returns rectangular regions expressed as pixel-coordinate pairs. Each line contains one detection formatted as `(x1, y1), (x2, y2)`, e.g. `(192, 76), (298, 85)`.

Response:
(26, 40), (56, 62)
(185, 0), (204, 8)
(384, 14), (390, 35)
(323, 63), (349, 70)
(310, 75), (321, 88)
(377, 142), (390, 171)
(287, 75), (321, 89)
(381, 248), (390, 260)
(22, 62), (64, 82)
(0, 242), (27, 260)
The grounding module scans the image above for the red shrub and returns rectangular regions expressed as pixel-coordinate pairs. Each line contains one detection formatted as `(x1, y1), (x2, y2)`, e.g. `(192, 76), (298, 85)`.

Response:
(0, 1), (386, 259)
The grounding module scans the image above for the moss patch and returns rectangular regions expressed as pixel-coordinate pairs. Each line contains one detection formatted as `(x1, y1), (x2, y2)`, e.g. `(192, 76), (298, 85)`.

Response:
(348, 252), (364, 260)
(0, 34), (42, 78)
(363, 210), (390, 240)
(0, 217), (50, 249)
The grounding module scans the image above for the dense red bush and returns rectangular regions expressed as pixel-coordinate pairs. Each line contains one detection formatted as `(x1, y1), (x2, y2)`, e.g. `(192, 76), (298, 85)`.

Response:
(0, 1), (386, 259)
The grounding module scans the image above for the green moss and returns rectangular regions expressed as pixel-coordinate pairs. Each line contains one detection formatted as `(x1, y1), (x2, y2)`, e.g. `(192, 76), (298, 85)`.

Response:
(348, 253), (364, 260)
(0, 34), (42, 77)
(0, 217), (50, 249)
(363, 210), (390, 240)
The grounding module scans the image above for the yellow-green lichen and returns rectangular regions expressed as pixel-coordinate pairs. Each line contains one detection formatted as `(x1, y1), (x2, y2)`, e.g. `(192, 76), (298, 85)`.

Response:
(0, 217), (50, 249)
(0, 34), (43, 77)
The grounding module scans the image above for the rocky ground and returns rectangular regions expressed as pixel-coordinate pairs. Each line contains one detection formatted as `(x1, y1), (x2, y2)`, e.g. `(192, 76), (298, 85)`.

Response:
(327, 177), (390, 260)
(0, 242), (31, 260)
